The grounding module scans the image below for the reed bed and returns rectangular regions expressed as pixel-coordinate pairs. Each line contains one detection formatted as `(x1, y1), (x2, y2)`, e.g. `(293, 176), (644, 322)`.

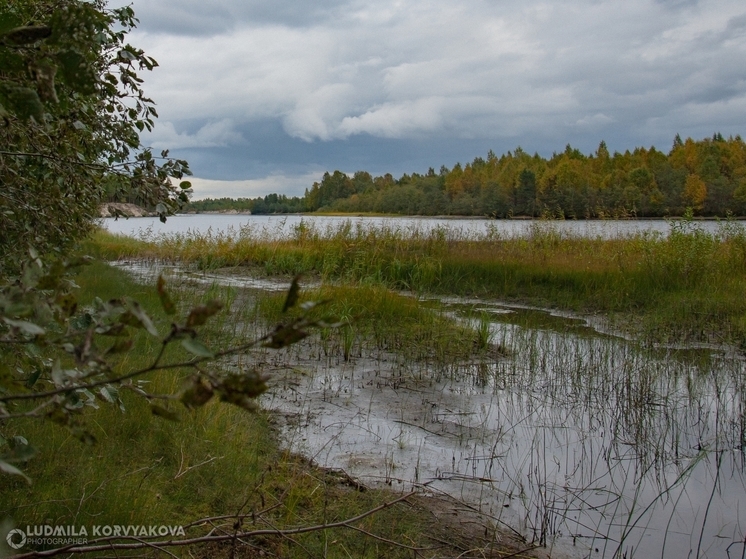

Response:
(86, 217), (746, 345)
(8, 222), (740, 558)
(263, 296), (746, 558)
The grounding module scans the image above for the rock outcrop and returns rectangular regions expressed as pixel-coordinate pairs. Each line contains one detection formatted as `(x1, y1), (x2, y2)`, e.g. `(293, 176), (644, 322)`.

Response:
(99, 203), (153, 218)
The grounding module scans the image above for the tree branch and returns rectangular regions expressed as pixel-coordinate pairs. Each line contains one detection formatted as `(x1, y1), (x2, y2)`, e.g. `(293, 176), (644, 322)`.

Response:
(0, 330), (267, 404)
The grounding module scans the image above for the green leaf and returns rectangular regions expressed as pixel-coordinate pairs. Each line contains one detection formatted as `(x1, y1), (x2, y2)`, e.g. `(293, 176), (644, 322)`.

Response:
(1, 86), (44, 122)
(179, 181), (192, 189)
(56, 49), (97, 95)
(3, 439), (37, 463)
(0, 459), (31, 484)
(2, 318), (45, 336)
(0, 13), (22, 35)
(25, 368), (42, 389)
(2, 302), (33, 317)
(97, 386), (116, 403)
(0, 50), (26, 73)
(122, 299), (159, 336)
(118, 49), (136, 62)
(181, 338), (214, 358)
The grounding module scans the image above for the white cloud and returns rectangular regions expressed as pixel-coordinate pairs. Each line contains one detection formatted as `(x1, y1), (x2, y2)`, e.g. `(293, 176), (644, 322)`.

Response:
(337, 98), (446, 138)
(576, 113), (615, 128)
(186, 172), (321, 200)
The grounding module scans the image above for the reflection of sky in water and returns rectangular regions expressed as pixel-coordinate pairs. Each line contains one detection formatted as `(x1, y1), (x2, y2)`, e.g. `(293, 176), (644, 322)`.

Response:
(113, 262), (746, 558)
(100, 214), (728, 240)
(109, 261), (298, 292)
(262, 303), (746, 559)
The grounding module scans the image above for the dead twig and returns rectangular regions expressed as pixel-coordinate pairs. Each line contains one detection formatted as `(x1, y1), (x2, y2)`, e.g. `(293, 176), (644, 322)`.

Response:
(7, 492), (416, 559)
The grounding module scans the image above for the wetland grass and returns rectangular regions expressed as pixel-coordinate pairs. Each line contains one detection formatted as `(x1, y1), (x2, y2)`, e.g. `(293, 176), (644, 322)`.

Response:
(27, 224), (745, 558)
(256, 283), (481, 361)
(88, 216), (746, 345)
(0, 262), (510, 558)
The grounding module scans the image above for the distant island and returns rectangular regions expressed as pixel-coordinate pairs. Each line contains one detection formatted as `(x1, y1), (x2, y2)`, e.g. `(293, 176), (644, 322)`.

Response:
(184, 134), (746, 218)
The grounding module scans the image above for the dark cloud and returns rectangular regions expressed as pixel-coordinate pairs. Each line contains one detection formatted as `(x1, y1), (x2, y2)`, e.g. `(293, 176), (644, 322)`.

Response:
(127, 0), (746, 193)
(654, 0), (699, 9)
(128, 0), (353, 35)
(162, 118), (637, 183)
(164, 121), (496, 181)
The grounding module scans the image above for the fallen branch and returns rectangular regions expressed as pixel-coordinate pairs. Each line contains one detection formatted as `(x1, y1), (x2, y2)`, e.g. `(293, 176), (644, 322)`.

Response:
(8, 492), (416, 558)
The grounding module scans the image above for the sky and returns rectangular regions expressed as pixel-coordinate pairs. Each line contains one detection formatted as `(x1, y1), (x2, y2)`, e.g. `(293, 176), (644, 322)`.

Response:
(122, 0), (746, 200)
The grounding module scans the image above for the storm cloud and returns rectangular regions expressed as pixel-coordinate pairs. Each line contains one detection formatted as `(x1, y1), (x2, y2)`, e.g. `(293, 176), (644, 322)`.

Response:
(123, 0), (746, 197)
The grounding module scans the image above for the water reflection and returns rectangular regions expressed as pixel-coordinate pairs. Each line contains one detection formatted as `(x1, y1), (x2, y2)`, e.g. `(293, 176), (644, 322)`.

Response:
(262, 301), (746, 558)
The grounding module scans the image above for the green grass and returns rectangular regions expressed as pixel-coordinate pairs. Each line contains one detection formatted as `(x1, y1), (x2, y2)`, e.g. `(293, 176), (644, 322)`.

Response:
(87, 218), (746, 345)
(0, 262), (490, 558)
(257, 283), (481, 361)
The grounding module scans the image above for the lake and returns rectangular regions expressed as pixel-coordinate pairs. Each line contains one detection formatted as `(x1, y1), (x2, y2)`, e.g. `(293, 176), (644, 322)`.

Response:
(100, 214), (730, 240)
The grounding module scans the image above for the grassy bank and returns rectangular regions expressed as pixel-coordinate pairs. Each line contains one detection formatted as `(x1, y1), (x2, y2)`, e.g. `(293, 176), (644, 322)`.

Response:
(0, 262), (519, 558)
(257, 283), (483, 361)
(87, 217), (746, 345)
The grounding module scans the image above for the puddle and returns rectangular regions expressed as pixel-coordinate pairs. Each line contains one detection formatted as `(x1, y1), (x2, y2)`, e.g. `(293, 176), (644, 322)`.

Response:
(114, 262), (746, 559)
(109, 260), (312, 292)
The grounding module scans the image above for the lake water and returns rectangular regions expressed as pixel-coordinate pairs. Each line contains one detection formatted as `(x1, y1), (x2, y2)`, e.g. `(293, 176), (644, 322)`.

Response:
(261, 299), (746, 559)
(100, 214), (730, 240)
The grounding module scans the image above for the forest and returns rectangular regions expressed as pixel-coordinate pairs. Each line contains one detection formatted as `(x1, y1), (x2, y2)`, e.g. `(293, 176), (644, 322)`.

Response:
(189, 134), (746, 217)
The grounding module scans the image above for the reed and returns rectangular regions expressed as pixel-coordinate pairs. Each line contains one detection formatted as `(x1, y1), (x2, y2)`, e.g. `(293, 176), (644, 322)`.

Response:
(89, 217), (746, 345)
(256, 283), (480, 361)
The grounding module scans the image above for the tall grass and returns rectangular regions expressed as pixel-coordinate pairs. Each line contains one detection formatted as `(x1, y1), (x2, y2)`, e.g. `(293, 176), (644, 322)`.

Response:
(70, 219), (746, 558)
(86, 217), (746, 344)
(256, 283), (481, 362)
(0, 262), (483, 558)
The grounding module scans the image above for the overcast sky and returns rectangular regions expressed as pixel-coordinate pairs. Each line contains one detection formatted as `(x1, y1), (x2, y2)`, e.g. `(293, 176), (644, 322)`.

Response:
(123, 0), (746, 199)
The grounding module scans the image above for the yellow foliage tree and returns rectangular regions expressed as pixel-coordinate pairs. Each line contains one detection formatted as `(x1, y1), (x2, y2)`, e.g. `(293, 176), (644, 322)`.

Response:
(683, 173), (707, 211)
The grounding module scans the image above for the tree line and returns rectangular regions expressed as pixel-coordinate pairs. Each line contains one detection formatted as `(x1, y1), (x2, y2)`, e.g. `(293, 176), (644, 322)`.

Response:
(195, 134), (746, 218)
(187, 193), (304, 214)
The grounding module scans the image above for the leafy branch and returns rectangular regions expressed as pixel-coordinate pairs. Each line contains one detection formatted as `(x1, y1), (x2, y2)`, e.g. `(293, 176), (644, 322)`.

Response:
(0, 1), (193, 274)
(0, 253), (338, 481)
